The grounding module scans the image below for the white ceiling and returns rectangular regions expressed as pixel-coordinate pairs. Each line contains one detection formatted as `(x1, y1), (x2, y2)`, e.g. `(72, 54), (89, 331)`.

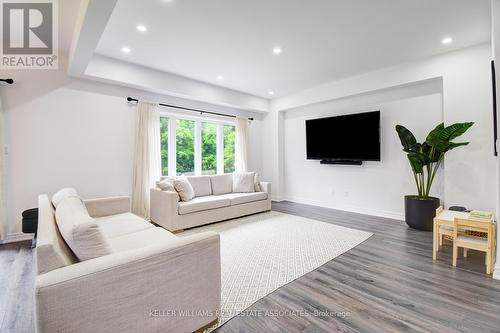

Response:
(95, 0), (491, 99)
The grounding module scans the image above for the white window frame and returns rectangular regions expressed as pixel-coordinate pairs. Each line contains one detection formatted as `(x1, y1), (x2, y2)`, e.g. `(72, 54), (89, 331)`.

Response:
(159, 111), (235, 176)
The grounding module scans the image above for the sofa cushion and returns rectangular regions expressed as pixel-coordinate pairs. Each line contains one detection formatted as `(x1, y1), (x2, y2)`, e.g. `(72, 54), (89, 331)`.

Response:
(219, 192), (268, 205)
(211, 174), (233, 195)
(109, 227), (178, 252)
(187, 176), (212, 197)
(174, 176), (195, 201)
(232, 172), (256, 193)
(52, 188), (79, 208)
(95, 213), (154, 238)
(55, 197), (113, 261)
(178, 196), (231, 215)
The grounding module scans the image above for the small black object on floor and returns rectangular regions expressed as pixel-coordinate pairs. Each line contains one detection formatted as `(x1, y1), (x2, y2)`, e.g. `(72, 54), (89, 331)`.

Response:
(22, 208), (38, 248)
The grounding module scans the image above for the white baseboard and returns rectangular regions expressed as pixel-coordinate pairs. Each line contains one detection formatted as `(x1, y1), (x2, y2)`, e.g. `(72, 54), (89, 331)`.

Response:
(271, 195), (285, 202)
(281, 195), (405, 221)
(0, 232), (33, 245)
(493, 265), (500, 280)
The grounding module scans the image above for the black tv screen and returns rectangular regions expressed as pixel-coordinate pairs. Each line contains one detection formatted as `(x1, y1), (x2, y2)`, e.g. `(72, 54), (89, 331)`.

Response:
(306, 111), (380, 161)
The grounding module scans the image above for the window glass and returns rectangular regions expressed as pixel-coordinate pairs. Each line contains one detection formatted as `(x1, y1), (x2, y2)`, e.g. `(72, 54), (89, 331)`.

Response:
(224, 125), (235, 173)
(176, 119), (195, 175)
(160, 117), (168, 175)
(202, 122), (217, 175)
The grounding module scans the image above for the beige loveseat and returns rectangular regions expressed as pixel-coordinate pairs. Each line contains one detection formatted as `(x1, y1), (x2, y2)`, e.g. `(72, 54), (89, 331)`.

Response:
(35, 190), (220, 333)
(150, 174), (271, 232)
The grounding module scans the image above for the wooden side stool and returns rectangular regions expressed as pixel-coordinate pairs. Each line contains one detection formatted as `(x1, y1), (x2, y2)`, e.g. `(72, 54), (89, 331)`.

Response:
(452, 217), (496, 274)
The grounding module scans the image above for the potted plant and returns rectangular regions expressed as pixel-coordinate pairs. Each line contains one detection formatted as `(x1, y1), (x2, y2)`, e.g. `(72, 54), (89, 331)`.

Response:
(395, 122), (474, 231)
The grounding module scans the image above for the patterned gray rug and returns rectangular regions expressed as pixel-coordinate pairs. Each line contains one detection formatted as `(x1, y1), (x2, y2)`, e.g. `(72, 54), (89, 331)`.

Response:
(181, 211), (372, 330)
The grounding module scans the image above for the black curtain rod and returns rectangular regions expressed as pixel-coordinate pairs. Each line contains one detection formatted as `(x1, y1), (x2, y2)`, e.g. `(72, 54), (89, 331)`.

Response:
(126, 97), (253, 121)
(0, 78), (14, 84)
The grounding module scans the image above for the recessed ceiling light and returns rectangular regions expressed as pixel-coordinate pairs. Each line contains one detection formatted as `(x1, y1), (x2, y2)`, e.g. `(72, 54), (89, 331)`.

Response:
(217, 75), (224, 80)
(442, 37), (453, 45)
(268, 90), (275, 95)
(137, 25), (147, 32)
(121, 46), (131, 54)
(272, 47), (282, 55)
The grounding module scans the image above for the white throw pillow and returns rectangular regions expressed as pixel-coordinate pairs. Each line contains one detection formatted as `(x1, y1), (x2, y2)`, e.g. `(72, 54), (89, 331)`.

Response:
(232, 172), (256, 193)
(52, 188), (79, 208)
(157, 177), (181, 201)
(254, 173), (261, 192)
(55, 197), (113, 261)
(157, 178), (175, 191)
(174, 176), (195, 201)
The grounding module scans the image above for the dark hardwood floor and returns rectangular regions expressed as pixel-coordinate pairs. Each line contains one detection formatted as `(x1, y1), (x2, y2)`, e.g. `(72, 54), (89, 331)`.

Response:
(215, 201), (500, 333)
(1, 201), (499, 333)
(0, 240), (35, 333)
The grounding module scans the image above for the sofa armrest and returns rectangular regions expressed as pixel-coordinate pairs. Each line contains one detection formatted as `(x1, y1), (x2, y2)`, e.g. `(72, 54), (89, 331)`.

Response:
(150, 188), (179, 230)
(84, 196), (131, 218)
(260, 182), (272, 210)
(36, 231), (221, 333)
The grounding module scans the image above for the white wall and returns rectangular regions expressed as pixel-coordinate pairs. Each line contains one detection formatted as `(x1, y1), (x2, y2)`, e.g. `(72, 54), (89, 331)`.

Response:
(0, 67), (265, 237)
(283, 81), (443, 219)
(264, 43), (496, 217)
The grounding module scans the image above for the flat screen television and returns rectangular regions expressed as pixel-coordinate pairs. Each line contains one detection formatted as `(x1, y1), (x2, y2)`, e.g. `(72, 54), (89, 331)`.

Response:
(305, 111), (380, 162)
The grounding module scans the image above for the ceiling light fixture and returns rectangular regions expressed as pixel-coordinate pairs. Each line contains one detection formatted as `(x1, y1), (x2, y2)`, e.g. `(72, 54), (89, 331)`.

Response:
(272, 47), (282, 55)
(137, 25), (147, 32)
(121, 46), (131, 53)
(441, 37), (453, 45)
(268, 91), (275, 95)
(217, 75), (224, 80)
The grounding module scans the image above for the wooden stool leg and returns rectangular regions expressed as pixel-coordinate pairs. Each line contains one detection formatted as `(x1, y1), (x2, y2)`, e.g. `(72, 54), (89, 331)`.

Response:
(433, 221), (437, 260)
(452, 242), (458, 267)
(463, 248), (468, 258)
(486, 252), (491, 274)
(439, 234), (443, 247)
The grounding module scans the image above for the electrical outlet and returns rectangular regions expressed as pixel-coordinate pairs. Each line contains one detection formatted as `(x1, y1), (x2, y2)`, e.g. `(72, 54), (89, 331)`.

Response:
(3, 146), (8, 155)
(330, 188), (335, 196)
(344, 191), (349, 197)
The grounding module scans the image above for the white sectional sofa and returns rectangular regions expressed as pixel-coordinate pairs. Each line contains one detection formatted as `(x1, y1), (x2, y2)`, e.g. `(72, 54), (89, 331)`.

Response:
(36, 190), (220, 333)
(150, 174), (271, 232)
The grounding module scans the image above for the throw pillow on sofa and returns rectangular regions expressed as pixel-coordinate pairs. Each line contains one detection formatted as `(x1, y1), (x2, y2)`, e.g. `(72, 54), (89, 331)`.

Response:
(232, 172), (256, 193)
(55, 196), (113, 261)
(174, 176), (195, 201)
(51, 187), (79, 208)
(254, 173), (261, 192)
(157, 177), (181, 201)
(157, 178), (175, 192)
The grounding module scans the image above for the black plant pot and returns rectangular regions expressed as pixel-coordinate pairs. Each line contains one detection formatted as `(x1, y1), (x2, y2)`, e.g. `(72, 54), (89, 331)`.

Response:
(404, 195), (440, 231)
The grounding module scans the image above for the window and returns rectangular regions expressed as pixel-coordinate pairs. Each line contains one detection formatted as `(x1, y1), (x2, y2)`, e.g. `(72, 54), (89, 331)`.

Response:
(160, 116), (235, 176)
(160, 117), (168, 176)
(224, 125), (235, 173)
(176, 119), (195, 175)
(202, 122), (217, 175)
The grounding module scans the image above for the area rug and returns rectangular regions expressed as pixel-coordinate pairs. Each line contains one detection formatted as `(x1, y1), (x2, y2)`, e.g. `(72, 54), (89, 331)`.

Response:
(181, 211), (372, 329)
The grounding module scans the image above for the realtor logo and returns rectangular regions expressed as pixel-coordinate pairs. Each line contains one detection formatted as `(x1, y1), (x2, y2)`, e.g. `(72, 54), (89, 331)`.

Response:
(1, 0), (58, 69)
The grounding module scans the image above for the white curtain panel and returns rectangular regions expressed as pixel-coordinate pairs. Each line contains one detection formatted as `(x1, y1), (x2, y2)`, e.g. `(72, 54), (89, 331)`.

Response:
(0, 97), (5, 240)
(235, 117), (249, 172)
(131, 101), (161, 219)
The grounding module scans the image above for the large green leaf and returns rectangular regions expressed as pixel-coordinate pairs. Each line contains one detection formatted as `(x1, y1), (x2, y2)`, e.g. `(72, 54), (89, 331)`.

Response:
(425, 122), (474, 145)
(435, 141), (469, 153)
(407, 153), (424, 174)
(442, 122), (474, 141)
(422, 142), (442, 162)
(396, 125), (417, 152)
